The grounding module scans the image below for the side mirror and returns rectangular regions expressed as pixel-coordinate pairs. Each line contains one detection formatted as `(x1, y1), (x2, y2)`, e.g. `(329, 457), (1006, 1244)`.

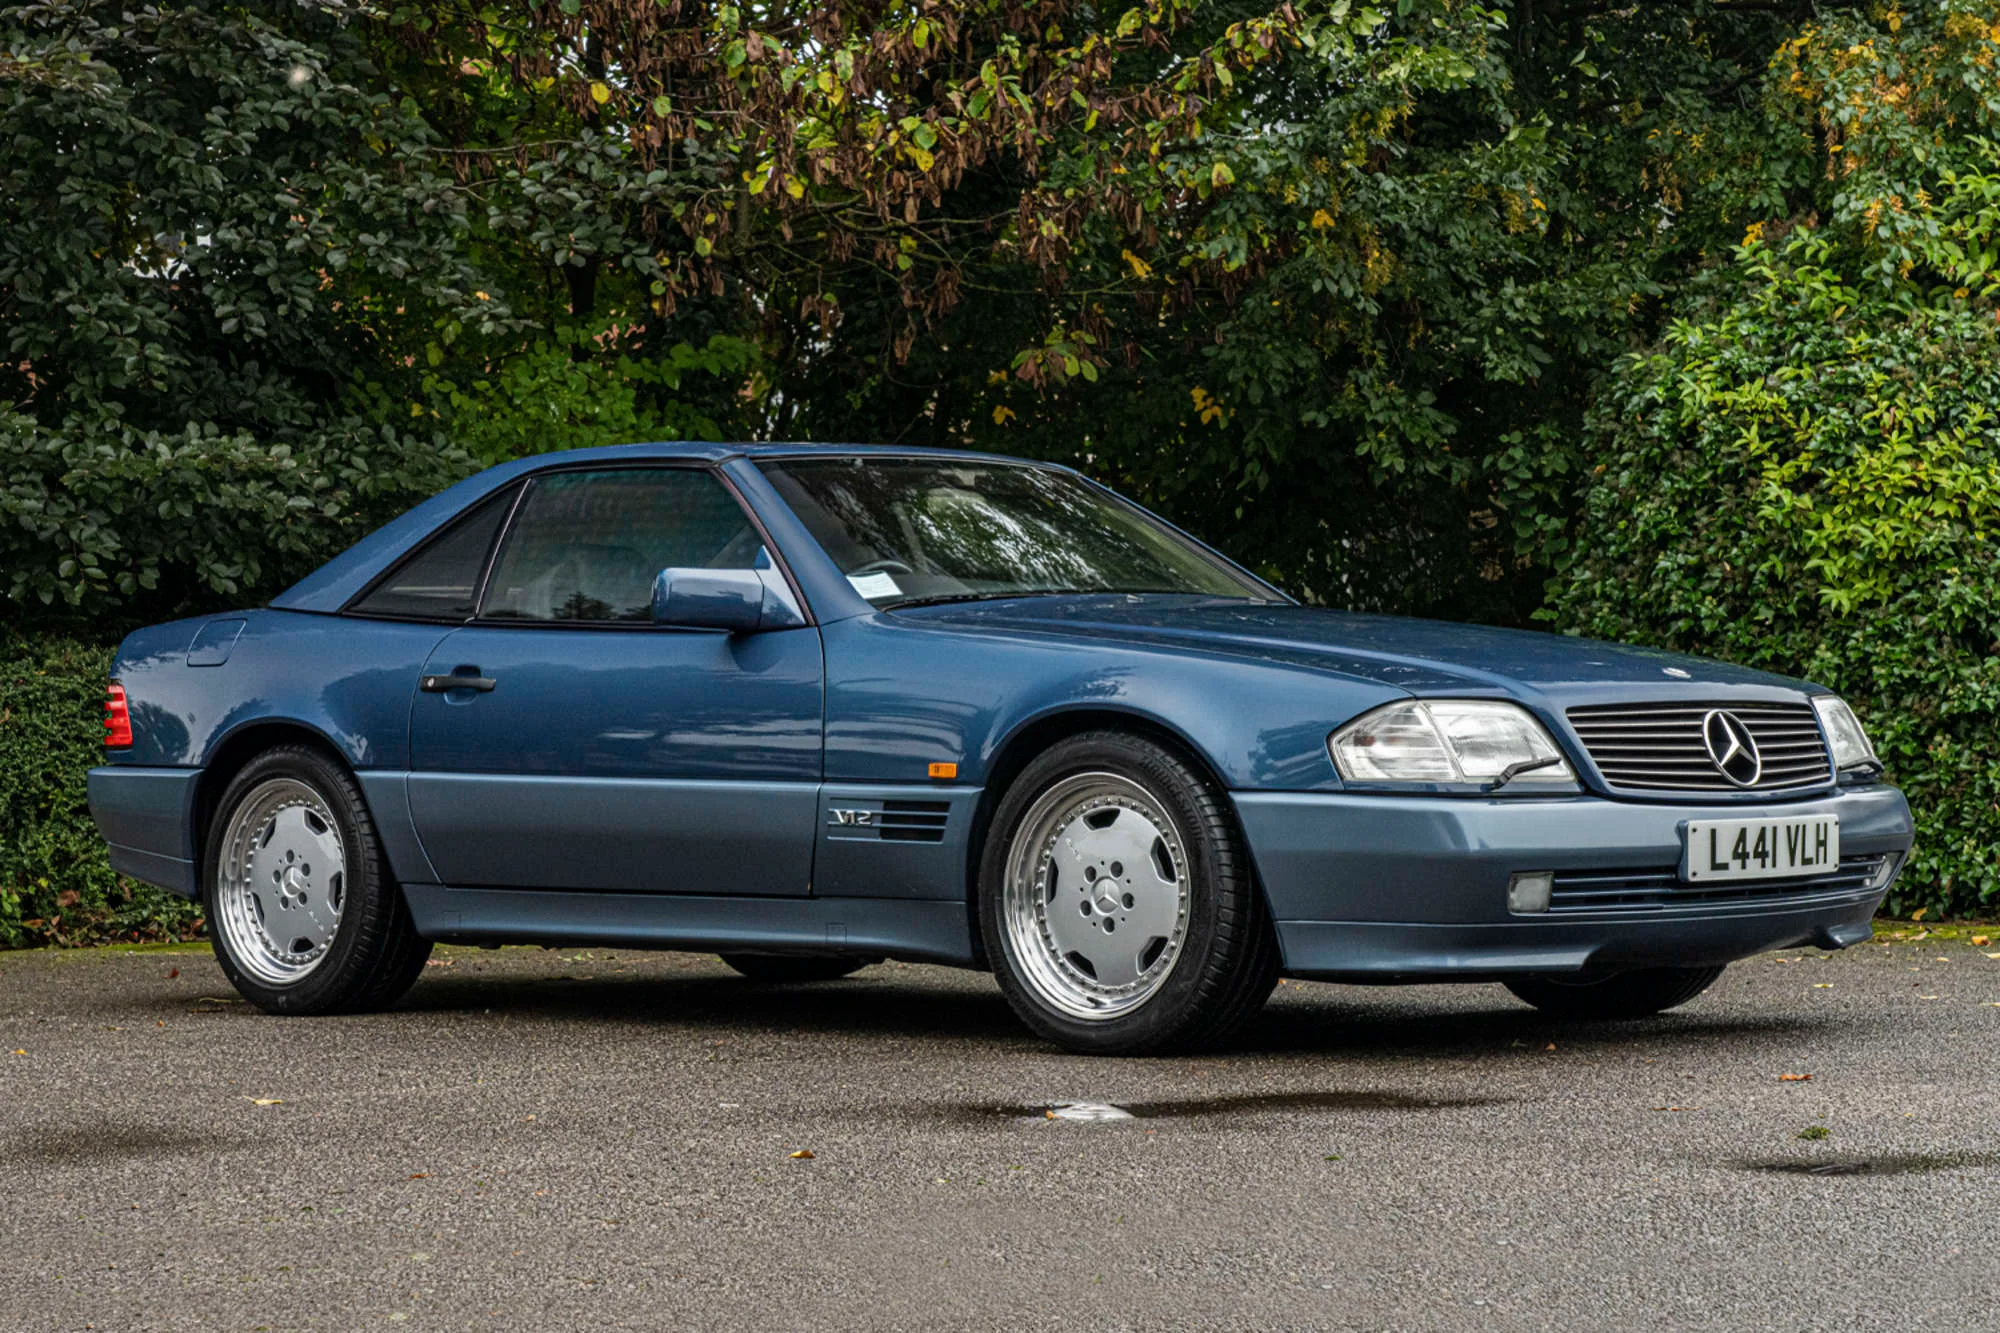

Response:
(651, 568), (767, 632)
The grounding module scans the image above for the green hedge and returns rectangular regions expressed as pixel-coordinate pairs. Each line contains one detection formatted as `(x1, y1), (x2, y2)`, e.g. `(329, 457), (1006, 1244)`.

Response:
(0, 632), (203, 948)
(1550, 231), (2000, 920)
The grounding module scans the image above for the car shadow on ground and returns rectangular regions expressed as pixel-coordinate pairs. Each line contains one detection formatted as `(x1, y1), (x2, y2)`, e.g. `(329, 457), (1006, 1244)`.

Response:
(1246, 999), (1833, 1060)
(392, 964), (1838, 1060)
(400, 968), (1036, 1045)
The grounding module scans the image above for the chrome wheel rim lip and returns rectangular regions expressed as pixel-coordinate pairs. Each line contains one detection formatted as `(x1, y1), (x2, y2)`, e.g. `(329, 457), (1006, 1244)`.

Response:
(1000, 771), (1192, 1023)
(213, 778), (347, 987)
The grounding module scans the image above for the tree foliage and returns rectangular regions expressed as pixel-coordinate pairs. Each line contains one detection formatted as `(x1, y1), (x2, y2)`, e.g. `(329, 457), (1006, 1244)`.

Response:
(5, 0), (2000, 924)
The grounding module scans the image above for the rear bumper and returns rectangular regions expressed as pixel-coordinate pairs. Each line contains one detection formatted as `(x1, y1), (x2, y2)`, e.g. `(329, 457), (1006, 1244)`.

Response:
(1233, 784), (1913, 980)
(88, 766), (200, 898)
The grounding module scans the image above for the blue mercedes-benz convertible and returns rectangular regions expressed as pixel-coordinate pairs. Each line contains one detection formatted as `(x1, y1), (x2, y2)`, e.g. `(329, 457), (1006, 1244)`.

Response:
(88, 443), (1914, 1053)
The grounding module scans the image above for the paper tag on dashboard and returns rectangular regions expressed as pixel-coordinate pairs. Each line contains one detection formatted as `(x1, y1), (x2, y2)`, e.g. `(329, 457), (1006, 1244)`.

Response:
(847, 571), (901, 599)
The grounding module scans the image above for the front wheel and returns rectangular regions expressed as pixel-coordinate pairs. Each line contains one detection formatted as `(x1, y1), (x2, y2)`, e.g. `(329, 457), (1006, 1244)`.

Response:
(1503, 965), (1725, 1020)
(205, 744), (431, 1015)
(979, 731), (1278, 1056)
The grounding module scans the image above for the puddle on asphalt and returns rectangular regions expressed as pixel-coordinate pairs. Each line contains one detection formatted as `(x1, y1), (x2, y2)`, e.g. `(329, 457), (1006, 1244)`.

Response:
(959, 1089), (1506, 1124)
(1738, 1151), (2000, 1178)
(1044, 1101), (1137, 1122)
(12, 1123), (224, 1165)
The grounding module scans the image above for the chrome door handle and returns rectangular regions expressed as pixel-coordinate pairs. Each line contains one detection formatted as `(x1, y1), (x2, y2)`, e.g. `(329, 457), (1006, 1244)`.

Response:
(420, 674), (496, 693)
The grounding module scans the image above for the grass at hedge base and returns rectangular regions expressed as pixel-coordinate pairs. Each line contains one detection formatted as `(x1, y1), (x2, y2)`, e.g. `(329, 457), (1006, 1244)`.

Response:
(0, 632), (202, 949)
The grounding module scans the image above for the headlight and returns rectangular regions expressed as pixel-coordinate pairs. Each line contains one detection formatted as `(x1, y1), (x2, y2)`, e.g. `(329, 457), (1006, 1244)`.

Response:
(1330, 700), (1574, 787)
(1812, 695), (1880, 771)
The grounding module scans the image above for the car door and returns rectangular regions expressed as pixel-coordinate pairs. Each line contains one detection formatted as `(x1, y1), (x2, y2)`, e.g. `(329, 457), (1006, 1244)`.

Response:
(405, 465), (824, 896)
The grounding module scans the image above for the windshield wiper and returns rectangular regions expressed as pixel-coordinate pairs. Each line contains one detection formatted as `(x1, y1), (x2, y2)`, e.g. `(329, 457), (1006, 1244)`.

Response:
(886, 591), (1075, 611)
(886, 588), (1272, 612)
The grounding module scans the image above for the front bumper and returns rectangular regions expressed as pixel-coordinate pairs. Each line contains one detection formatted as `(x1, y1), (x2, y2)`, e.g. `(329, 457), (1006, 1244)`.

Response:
(1232, 784), (1913, 980)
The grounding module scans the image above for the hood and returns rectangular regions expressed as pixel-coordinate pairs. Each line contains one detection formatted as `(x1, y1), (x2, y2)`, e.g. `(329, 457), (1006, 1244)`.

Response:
(896, 595), (1818, 703)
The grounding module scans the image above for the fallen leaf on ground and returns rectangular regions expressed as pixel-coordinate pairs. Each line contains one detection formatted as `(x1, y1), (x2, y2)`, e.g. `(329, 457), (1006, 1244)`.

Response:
(195, 996), (240, 1004)
(425, 959), (455, 968)
(1544, 1042), (1557, 1051)
(1972, 936), (1990, 946)
(1912, 908), (1928, 921)
(408, 1173), (429, 1180)
(165, 967), (179, 979)
(788, 1149), (814, 1160)
(1653, 1106), (1699, 1112)
(1797, 1125), (1830, 1141)
(1985, 953), (2000, 961)
(9, 1049), (24, 1056)
(1813, 983), (1834, 989)
(244, 1097), (282, 1106)
(1778, 1074), (1812, 1082)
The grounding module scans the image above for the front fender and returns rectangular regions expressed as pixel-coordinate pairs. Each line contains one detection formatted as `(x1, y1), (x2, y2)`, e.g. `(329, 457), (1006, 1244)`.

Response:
(820, 615), (1406, 791)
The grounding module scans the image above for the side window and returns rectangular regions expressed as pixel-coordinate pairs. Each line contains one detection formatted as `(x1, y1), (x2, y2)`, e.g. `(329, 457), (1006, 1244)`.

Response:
(350, 485), (516, 620)
(479, 468), (761, 623)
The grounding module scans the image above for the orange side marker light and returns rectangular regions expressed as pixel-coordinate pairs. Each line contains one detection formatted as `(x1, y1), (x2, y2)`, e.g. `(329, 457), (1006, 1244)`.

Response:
(928, 762), (958, 780)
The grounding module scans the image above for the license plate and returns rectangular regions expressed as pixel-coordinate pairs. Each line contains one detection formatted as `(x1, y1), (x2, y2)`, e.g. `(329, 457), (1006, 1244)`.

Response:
(1682, 815), (1839, 883)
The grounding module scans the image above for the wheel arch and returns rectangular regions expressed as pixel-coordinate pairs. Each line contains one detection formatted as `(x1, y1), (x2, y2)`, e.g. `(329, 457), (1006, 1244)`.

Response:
(191, 719), (362, 885)
(964, 705), (1252, 968)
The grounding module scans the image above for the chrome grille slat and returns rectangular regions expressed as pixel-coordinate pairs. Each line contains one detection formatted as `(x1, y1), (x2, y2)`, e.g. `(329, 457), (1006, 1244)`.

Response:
(1567, 700), (1832, 793)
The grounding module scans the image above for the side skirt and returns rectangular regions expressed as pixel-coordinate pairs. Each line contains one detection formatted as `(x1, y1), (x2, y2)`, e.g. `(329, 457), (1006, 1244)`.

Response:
(400, 884), (979, 966)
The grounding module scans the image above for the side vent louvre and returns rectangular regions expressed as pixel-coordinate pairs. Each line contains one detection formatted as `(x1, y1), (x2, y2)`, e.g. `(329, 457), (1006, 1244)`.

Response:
(824, 798), (952, 843)
(877, 800), (950, 843)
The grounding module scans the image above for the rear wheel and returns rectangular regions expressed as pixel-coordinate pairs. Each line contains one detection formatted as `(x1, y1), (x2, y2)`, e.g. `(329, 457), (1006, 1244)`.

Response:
(979, 731), (1278, 1056)
(1504, 965), (1725, 1020)
(205, 745), (431, 1014)
(718, 954), (877, 982)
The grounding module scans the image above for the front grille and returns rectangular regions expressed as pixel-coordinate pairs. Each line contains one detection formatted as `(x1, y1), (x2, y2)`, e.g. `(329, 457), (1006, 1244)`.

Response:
(1566, 700), (1832, 792)
(1549, 853), (1887, 914)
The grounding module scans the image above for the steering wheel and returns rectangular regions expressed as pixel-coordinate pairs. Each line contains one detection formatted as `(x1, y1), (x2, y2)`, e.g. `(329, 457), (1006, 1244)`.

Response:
(851, 557), (915, 576)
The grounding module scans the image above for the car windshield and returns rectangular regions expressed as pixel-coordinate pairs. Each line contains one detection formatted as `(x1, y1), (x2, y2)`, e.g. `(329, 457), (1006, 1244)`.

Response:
(757, 457), (1278, 608)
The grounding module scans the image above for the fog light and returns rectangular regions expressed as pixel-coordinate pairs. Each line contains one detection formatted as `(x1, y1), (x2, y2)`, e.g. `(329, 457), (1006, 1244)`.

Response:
(1865, 852), (1904, 891)
(1508, 871), (1554, 915)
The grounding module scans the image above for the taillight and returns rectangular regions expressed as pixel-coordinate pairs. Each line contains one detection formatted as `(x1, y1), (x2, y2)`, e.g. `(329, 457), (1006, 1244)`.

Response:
(104, 682), (133, 748)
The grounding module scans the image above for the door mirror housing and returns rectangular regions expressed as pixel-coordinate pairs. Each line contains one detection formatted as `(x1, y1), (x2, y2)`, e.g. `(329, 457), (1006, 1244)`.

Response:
(650, 564), (806, 633)
(651, 568), (766, 632)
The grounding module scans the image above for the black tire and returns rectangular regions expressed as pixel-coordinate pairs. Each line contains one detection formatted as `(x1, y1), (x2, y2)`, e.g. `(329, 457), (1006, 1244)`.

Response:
(203, 744), (431, 1015)
(1504, 965), (1725, 1020)
(978, 731), (1279, 1056)
(718, 954), (878, 982)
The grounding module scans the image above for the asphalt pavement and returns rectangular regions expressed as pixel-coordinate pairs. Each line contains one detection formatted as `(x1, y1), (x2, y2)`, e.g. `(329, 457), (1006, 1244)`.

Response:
(3, 931), (1997, 1332)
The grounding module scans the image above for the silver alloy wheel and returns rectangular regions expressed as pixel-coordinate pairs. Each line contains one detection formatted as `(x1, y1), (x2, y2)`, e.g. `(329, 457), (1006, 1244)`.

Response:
(213, 778), (348, 987)
(1000, 771), (1192, 1022)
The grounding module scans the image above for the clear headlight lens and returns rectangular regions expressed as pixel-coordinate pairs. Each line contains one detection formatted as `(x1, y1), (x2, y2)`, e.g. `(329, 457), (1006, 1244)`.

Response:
(1812, 695), (1879, 771)
(1330, 700), (1574, 786)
